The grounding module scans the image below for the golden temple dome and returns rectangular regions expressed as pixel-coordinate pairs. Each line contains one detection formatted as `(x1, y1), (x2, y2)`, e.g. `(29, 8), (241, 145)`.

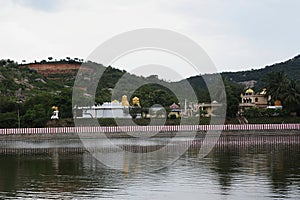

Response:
(245, 88), (254, 94)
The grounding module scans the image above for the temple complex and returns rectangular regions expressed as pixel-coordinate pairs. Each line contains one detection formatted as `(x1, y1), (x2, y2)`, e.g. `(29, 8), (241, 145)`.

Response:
(239, 88), (282, 114)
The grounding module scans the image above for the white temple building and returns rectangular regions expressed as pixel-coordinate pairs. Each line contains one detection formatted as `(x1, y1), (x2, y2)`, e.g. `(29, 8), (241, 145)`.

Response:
(77, 102), (131, 118)
(74, 95), (132, 119)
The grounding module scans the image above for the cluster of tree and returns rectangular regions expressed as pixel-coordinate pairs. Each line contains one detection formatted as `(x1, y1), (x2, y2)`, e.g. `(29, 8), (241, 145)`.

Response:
(264, 71), (300, 114)
(223, 79), (244, 117)
(0, 88), (73, 128)
(243, 107), (286, 118)
(0, 96), (19, 128)
(131, 84), (179, 108)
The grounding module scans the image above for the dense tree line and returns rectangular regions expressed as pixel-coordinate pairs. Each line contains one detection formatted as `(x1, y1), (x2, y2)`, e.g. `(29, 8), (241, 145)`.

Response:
(131, 84), (179, 108)
(0, 89), (73, 128)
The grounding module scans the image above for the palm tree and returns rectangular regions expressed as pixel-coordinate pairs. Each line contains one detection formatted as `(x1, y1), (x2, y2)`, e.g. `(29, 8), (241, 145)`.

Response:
(264, 71), (289, 101)
(281, 79), (300, 112)
(265, 71), (300, 113)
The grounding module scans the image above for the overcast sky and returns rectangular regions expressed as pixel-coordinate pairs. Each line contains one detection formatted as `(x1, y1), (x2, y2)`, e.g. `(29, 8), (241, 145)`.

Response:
(0, 0), (299, 80)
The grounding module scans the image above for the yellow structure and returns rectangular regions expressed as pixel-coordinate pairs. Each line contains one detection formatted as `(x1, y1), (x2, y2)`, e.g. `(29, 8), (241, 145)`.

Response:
(240, 88), (268, 107)
(121, 95), (130, 107)
(132, 96), (141, 107)
(52, 106), (59, 111)
(168, 111), (179, 118)
(51, 106), (59, 119)
(245, 88), (254, 95)
(239, 88), (269, 113)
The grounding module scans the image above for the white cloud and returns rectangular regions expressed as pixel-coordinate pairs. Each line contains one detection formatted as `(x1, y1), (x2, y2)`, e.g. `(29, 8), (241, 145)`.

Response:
(12, 0), (63, 12)
(0, 0), (299, 79)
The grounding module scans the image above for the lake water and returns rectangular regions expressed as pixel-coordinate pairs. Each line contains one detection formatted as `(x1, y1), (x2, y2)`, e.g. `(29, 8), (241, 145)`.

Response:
(0, 135), (300, 199)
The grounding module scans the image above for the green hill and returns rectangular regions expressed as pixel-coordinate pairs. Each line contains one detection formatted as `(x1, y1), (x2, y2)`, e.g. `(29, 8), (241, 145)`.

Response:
(0, 60), (64, 100)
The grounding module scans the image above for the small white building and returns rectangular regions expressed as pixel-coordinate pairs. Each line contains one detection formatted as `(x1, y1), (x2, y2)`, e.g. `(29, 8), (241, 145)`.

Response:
(74, 101), (132, 119)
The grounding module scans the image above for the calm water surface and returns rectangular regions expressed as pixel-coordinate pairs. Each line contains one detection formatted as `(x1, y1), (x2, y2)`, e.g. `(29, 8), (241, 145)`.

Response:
(0, 137), (300, 199)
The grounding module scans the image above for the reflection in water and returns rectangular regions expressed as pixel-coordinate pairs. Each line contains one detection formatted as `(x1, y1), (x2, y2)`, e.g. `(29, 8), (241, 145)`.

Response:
(0, 137), (299, 199)
(205, 143), (300, 199)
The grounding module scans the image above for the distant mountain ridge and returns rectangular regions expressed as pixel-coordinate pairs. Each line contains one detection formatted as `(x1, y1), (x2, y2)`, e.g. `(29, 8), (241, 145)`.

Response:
(220, 54), (300, 89)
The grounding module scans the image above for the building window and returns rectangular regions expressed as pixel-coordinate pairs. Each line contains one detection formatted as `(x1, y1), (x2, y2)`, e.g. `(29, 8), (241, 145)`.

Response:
(255, 98), (258, 102)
